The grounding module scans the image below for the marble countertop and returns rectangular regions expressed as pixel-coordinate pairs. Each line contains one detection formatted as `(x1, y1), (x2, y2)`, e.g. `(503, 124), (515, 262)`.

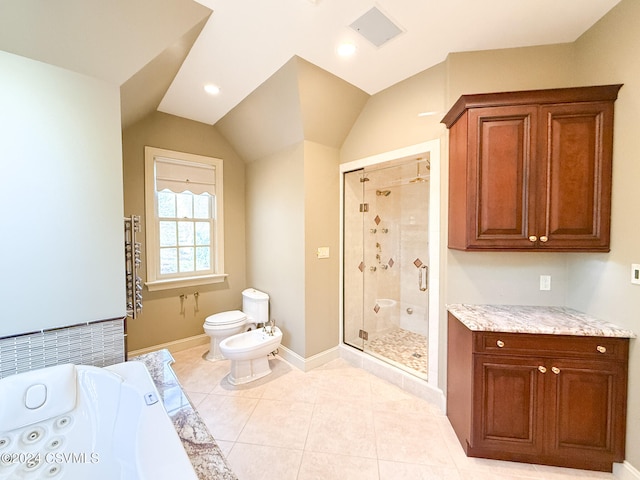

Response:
(132, 349), (237, 480)
(447, 304), (636, 338)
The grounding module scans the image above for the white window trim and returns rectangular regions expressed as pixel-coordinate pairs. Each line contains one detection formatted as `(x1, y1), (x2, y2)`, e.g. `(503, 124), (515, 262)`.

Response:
(145, 274), (228, 292)
(144, 146), (226, 291)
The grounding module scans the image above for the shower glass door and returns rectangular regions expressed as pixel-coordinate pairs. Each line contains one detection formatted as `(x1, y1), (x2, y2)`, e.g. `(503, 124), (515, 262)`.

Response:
(343, 169), (366, 350)
(343, 157), (430, 379)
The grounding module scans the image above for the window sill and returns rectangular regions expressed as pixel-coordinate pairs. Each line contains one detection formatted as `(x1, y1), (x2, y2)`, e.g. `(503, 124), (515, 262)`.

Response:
(145, 274), (228, 292)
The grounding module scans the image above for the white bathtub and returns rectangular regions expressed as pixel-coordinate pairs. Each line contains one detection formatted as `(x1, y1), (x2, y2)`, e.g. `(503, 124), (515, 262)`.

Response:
(0, 361), (197, 480)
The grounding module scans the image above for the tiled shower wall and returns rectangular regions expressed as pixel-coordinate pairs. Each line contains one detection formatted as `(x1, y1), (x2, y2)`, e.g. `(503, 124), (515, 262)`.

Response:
(0, 318), (125, 380)
(343, 161), (430, 345)
(366, 178), (429, 337)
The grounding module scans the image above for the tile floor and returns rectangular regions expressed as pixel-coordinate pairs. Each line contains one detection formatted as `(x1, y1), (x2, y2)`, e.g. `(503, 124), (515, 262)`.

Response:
(171, 344), (616, 480)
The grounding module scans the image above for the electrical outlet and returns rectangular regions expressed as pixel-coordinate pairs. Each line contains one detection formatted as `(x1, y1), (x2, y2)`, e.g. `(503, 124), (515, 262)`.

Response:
(540, 275), (551, 291)
(632, 264), (640, 285)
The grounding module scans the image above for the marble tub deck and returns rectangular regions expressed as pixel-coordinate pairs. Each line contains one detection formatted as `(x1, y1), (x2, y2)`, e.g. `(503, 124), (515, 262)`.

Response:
(133, 349), (237, 480)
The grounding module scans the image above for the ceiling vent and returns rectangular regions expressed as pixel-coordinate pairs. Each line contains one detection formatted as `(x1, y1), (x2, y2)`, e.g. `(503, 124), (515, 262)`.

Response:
(349, 7), (403, 48)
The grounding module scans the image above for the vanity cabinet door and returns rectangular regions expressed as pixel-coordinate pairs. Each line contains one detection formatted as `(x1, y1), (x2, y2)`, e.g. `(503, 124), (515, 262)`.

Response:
(447, 314), (629, 471)
(546, 358), (626, 466)
(463, 106), (538, 249)
(535, 102), (614, 251)
(472, 355), (545, 456)
(444, 84), (621, 252)
(470, 353), (627, 470)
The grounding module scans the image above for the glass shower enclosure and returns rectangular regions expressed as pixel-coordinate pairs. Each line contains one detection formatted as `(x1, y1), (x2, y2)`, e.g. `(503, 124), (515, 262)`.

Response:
(343, 156), (430, 379)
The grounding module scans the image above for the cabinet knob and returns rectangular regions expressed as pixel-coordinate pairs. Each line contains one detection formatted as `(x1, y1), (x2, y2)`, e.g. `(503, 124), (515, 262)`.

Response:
(597, 345), (607, 354)
(528, 235), (538, 242)
(551, 366), (560, 375)
(496, 340), (505, 348)
(538, 366), (547, 373)
(539, 236), (548, 243)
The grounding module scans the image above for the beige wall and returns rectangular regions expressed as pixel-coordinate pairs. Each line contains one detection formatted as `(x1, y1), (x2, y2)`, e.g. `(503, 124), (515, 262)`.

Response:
(341, 7), (640, 471)
(569, 0), (640, 468)
(341, 61), (447, 164)
(122, 111), (247, 351)
(215, 57), (365, 360)
(245, 143), (306, 355)
(304, 141), (340, 356)
(117, 2), (640, 466)
(244, 140), (340, 359)
(442, 44), (580, 323)
(216, 58), (304, 164)
(445, 43), (578, 105)
(342, 43), (582, 385)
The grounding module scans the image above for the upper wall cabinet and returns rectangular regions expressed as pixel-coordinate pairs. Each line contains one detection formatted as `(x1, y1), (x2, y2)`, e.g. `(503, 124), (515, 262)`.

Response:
(442, 85), (622, 252)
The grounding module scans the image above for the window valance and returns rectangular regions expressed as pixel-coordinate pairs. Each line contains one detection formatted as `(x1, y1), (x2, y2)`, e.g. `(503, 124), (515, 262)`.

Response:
(155, 157), (216, 195)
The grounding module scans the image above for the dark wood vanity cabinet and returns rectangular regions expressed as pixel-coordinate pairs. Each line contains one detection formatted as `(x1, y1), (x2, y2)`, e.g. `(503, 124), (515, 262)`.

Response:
(443, 84), (622, 251)
(447, 313), (629, 472)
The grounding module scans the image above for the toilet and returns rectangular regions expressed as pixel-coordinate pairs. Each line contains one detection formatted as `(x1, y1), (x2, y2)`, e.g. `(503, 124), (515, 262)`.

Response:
(203, 288), (269, 361)
(219, 326), (282, 385)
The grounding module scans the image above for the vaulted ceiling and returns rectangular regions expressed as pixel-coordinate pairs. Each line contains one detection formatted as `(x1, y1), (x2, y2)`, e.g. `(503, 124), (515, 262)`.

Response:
(159, 0), (622, 126)
(0, 0), (622, 160)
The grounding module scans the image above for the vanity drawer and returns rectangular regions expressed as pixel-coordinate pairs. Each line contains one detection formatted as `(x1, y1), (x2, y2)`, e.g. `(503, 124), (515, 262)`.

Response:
(474, 332), (628, 361)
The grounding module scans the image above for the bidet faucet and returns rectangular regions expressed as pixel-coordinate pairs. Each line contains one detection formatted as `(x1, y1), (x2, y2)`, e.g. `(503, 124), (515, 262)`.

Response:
(264, 318), (275, 336)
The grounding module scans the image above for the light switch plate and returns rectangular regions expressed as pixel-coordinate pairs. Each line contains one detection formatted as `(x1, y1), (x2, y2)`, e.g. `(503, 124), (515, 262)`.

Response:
(317, 246), (330, 259)
(632, 264), (640, 285)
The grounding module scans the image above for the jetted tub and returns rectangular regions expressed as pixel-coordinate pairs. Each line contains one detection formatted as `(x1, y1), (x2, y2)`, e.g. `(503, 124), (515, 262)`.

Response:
(0, 361), (197, 480)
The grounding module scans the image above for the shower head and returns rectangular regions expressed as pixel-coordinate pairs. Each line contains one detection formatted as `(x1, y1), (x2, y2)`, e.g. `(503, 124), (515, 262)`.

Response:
(409, 158), (430, 183)
(409, 176), (427, 183)
(376, 189), (391, 197)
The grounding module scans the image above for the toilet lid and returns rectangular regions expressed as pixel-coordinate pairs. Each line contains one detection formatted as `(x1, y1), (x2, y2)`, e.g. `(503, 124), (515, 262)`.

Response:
(204, 310), (247, 326)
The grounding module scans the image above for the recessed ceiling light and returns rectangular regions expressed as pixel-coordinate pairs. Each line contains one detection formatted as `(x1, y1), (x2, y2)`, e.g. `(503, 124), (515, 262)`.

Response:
(337, 42), (357, 57)
(204, 84), (220, 95)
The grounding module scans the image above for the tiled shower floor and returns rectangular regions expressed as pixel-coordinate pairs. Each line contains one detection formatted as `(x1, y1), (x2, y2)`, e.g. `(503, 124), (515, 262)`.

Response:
(367, 327), (428, 378)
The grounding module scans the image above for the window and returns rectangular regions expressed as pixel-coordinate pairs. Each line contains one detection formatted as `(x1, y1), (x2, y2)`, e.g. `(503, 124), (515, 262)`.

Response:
(144, 146), (226, 291)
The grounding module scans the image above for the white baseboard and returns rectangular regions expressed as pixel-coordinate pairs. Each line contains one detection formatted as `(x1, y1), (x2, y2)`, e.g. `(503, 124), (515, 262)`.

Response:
(128, 333), (209, 358)
(614, 461), (640, 480)
(277, 345), (340, 372)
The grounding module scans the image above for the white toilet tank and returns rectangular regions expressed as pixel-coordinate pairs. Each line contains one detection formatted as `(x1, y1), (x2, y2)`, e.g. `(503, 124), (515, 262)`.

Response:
(242, 288), (269, 324)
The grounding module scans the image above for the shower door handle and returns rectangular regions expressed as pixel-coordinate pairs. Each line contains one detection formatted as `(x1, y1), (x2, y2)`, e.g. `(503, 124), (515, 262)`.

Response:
(419, 265), (428, 291)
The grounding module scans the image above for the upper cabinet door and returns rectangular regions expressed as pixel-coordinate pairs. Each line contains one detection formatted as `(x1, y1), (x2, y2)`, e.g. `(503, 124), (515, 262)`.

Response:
(537, 102), (614, 251)
(444, 84), (621, 252)
(466, 105), (538, 249)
